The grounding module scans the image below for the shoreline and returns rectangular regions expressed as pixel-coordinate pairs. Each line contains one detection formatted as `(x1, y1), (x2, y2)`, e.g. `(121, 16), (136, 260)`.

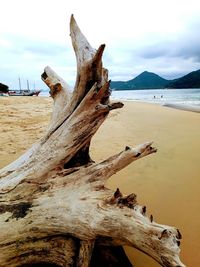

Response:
(163, 102), (200, 113)
(111, 97), (200, 113)
(110, 88), (200, 111)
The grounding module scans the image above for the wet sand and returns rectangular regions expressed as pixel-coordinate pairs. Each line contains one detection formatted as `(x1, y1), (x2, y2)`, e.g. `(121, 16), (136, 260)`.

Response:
(0, 97), (200, 266)
(163, 102), (200, 113)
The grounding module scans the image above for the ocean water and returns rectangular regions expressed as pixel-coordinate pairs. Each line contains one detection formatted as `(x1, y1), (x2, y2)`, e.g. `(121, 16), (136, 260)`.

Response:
(40, 88), (200, 106)
(111, 88), (200, 106)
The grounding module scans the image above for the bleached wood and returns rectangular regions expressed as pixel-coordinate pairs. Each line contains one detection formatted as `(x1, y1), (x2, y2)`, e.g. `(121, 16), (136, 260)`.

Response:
(41, 66), (71, 130)
(0, 15), (185, 267)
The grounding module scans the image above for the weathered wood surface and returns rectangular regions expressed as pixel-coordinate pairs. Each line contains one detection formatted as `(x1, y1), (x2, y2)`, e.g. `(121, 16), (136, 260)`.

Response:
(0, 15), (185, 267)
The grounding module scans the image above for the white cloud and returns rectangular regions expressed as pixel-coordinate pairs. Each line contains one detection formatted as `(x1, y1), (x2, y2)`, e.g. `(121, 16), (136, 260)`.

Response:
(1, 0), (200, 89)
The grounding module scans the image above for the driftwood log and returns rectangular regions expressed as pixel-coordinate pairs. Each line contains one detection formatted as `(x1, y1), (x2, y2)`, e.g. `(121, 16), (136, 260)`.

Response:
(0, 16), (185, 267)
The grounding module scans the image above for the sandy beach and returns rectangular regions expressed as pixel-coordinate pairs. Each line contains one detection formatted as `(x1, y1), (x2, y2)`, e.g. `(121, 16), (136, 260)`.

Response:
(0, 96), (200, 267)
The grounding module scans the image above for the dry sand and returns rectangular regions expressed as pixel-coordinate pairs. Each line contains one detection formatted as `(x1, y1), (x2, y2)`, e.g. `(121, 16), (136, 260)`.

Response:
(0, 96), (200, 267)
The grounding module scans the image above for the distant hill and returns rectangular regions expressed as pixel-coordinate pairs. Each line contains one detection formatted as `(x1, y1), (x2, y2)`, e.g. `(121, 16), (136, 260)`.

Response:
(0, 83), (9, 93)
(167, 69), (200, 88)
(110, 69), (200, 90)
(110, 71), (169, 90)
(129, 71), (169, 89)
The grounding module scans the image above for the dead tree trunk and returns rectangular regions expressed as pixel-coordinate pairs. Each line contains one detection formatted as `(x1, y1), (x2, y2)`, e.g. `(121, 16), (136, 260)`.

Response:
(0, 15), (185, 267)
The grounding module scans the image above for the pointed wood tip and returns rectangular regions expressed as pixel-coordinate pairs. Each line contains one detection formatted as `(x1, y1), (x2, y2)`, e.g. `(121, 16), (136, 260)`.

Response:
(93, 44), (106, 65)
(70, 14), (82, 38)
(114, 188), (123, 198)
(100, 44), (106, 51)
(70, 15), (96, 65)
(70, 14), (76, 27)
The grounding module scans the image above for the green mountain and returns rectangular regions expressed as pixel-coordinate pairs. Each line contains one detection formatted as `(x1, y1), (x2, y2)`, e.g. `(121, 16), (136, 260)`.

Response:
(167, 69), (200, 88)
(0, 83), (9, 93)
(110, 69), (200, 90)
(110, 71), (169, 90)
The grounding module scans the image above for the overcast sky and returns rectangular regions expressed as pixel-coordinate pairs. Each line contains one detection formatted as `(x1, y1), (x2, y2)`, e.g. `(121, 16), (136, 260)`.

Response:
(1, 0), (200, 90)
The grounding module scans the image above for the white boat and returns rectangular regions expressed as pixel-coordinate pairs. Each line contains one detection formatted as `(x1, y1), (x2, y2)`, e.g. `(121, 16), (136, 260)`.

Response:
(8, 78), (40, 96)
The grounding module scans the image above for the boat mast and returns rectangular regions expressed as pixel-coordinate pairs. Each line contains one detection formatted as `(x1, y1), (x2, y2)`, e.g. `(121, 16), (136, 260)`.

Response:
(19, 77), (22, 93)
(27, 80), (30, 91)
